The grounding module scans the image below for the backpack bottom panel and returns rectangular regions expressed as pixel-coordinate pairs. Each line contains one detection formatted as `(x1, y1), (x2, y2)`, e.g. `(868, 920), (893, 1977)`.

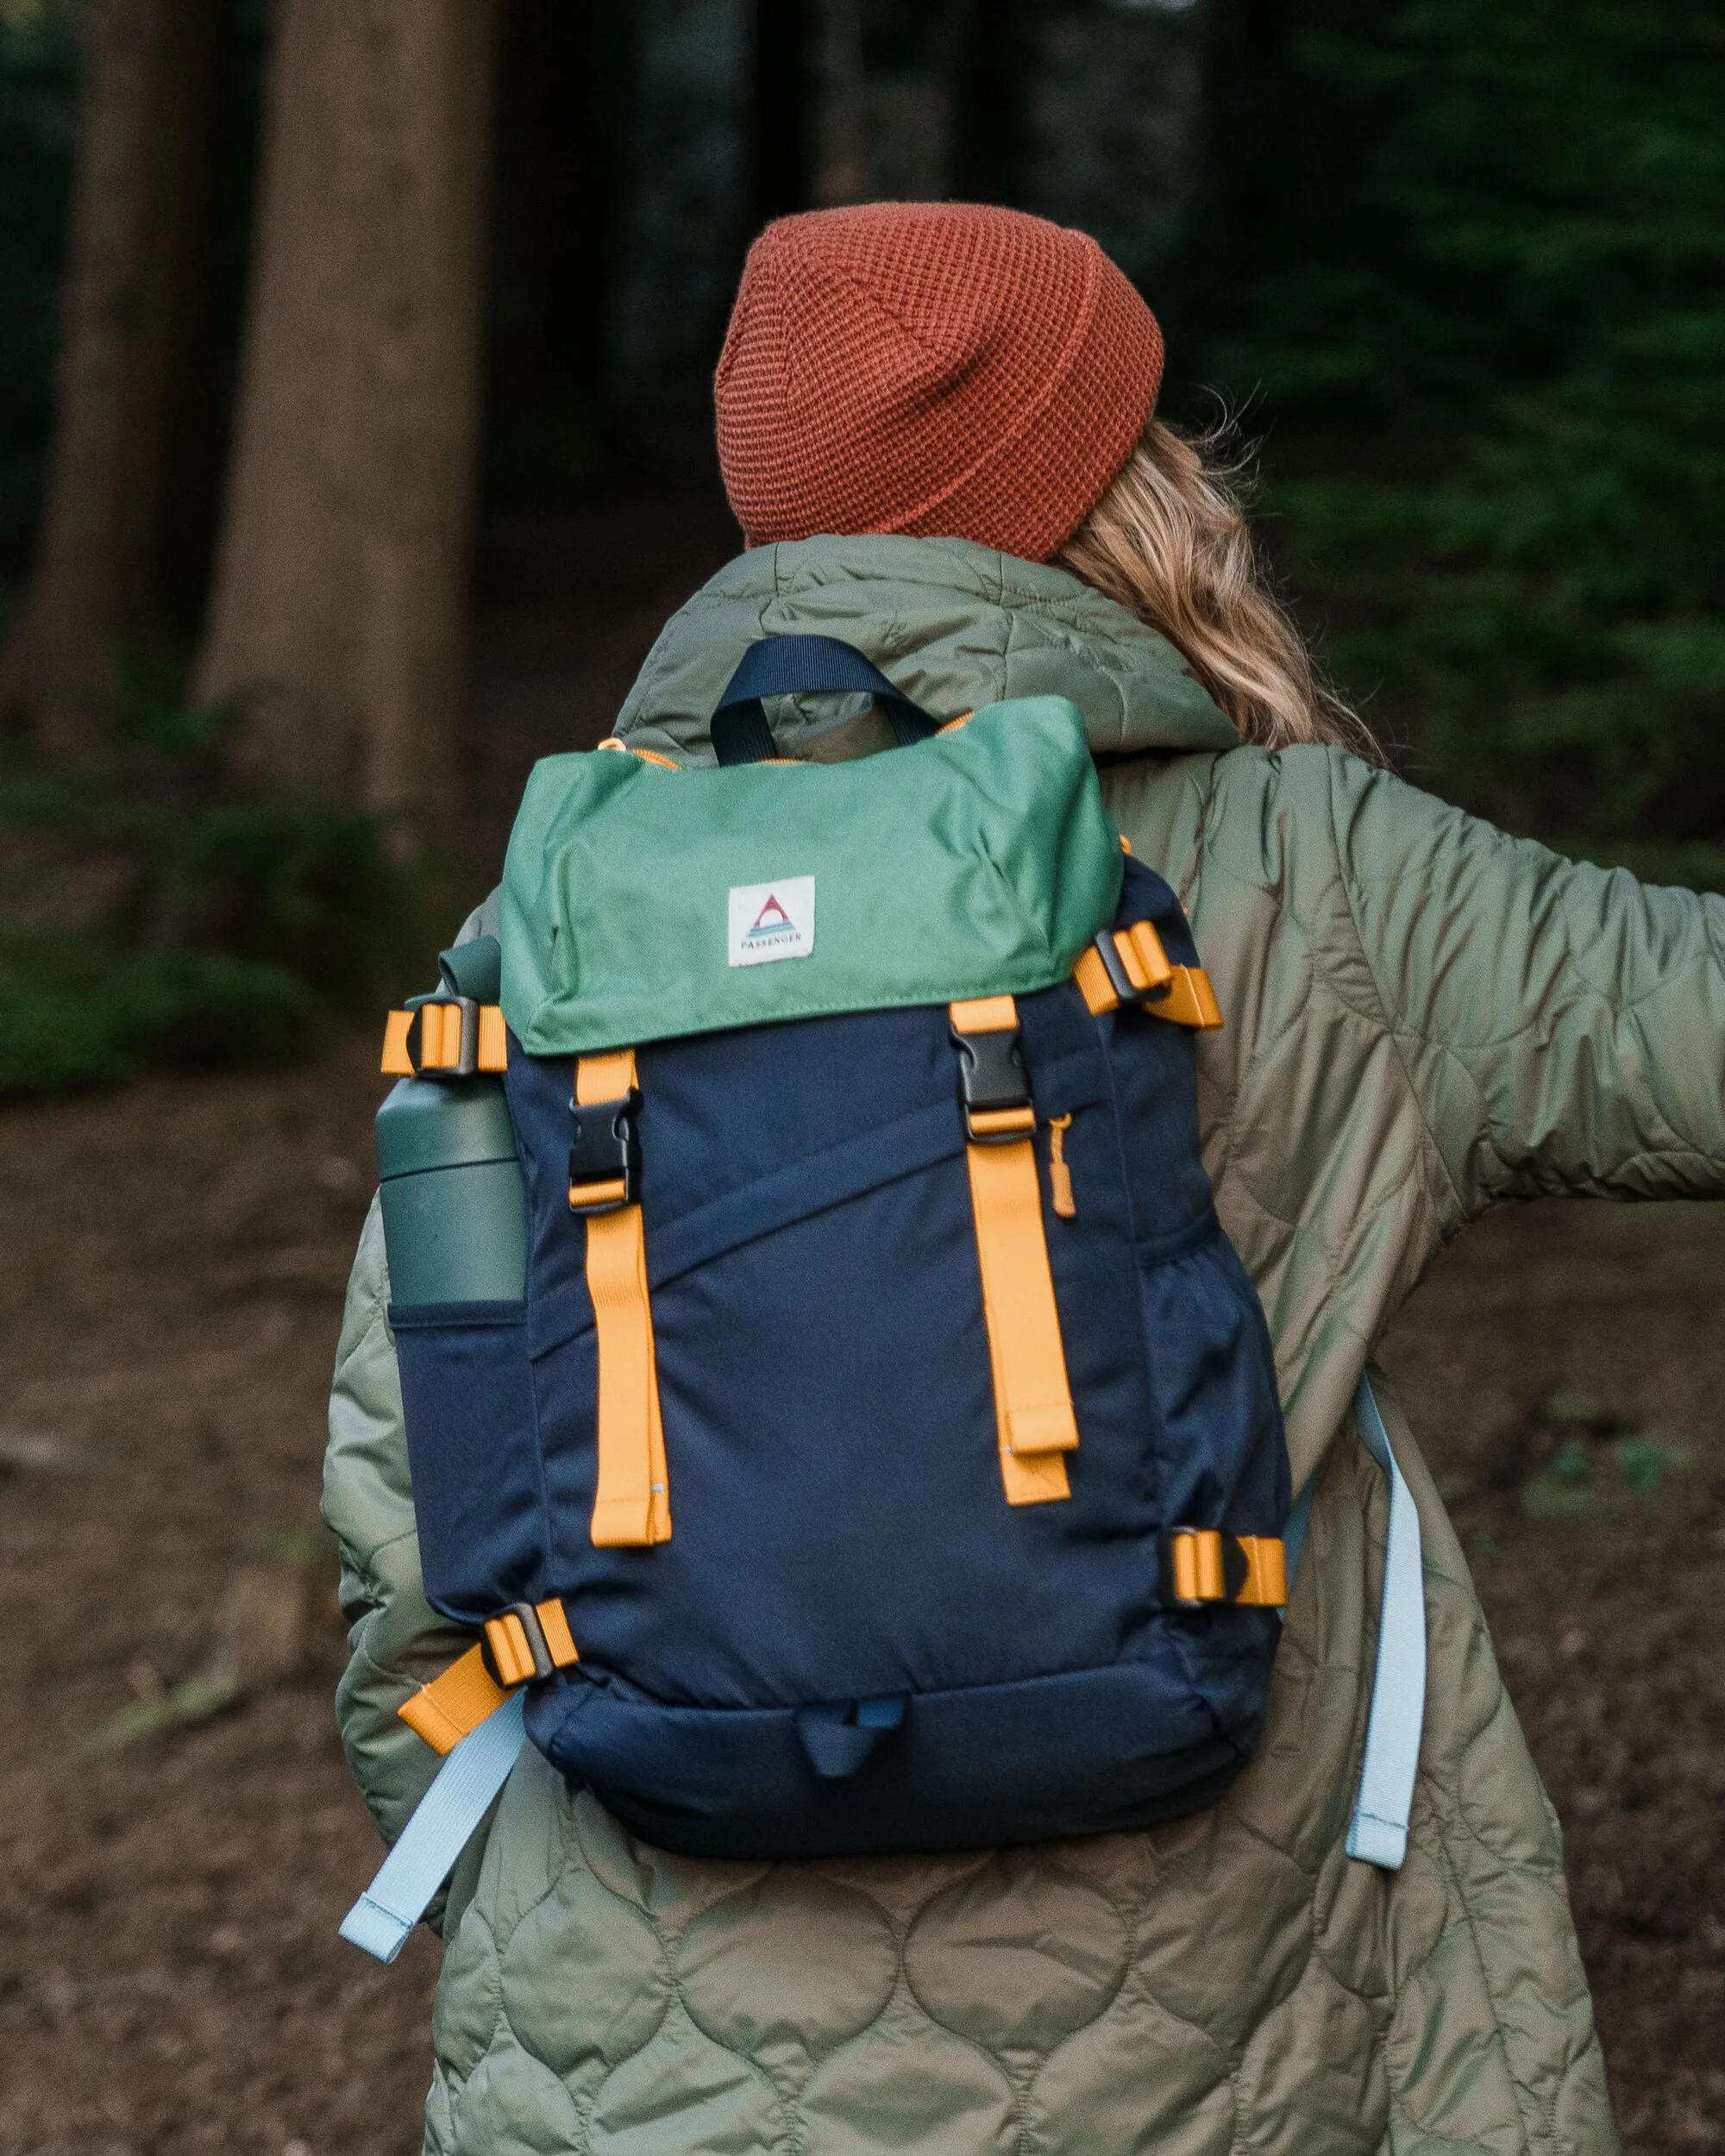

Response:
(523, 1656), (1263, 1859)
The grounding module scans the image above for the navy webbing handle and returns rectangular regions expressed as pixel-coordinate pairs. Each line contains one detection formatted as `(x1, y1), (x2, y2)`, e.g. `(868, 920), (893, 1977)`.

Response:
(710, 634), (941, 766)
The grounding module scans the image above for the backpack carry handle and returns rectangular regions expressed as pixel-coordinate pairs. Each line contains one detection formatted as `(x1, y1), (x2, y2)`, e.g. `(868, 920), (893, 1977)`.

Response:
(710, 634), (940, 766)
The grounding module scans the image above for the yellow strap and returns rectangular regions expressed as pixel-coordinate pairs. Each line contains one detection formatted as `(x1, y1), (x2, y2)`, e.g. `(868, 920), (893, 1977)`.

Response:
(398, 1596), (581, 1755)
(398, 1644), (505, 1755)
(576, 1050), (670, 1547)
(418, 1003), (463, 1069)
(1118, 918), (1174, 996)
(596, 736), (682, 769)
(1046, 1114), (1076, 1219)
(950, 993), (1019, 1033)
(380, 1002), (509, 1075)
(950, 998), (1079, 1506)
(1073, 945), (1119, 1017)
(381, 1009), (415, 1075)
(1168, 1530), (1288, 1608)
(1156, 966), (1224, 1030)
(1170, 1527), (1227, 1602)
(1072, 936), (1223, 1031)
(481, 1601), (581, 1686)
(1236, 1536), (1288, 1608)
(476, 1006), (509, 1070)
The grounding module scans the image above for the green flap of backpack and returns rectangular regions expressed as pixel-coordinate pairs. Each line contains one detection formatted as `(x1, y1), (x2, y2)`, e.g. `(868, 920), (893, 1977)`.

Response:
(499, 696), (1124, 1056)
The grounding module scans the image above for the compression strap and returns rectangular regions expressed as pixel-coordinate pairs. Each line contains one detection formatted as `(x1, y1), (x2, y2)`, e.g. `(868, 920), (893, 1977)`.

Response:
(1346, 1376), (1427, 1868)
(573, 1050), (670, 1547)
(339, 1693), (526, 1964)
(1284, 1376), (1427, 1871)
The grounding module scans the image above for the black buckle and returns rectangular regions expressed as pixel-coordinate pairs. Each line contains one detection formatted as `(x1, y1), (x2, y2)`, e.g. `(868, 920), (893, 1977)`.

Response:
(568, 1088), (641, 1212)
(406, 993), (480, 1076)
(950, 1018), (1034, 1144)
(481, 1601), (555, 1686)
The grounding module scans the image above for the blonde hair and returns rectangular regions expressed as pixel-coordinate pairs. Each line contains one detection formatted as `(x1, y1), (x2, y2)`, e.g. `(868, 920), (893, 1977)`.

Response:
(1055, 417), (1377, 760)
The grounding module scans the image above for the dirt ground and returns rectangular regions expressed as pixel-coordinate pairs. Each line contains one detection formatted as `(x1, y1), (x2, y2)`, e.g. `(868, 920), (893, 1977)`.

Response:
(2, 497), (1722, 2152)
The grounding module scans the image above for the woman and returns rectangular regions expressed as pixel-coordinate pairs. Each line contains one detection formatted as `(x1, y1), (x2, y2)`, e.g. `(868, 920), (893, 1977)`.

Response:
(327, 202), (1711, 2153)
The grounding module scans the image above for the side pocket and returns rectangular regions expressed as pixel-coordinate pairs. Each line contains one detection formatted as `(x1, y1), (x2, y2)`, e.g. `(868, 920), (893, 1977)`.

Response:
(1136, 1234), (1288, 1537)
(1136, 1235), (1288, 1743)
(389, 1300), (546, 1624)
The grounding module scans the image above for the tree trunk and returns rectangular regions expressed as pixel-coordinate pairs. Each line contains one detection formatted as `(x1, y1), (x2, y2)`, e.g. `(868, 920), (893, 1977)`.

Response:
(950, 0), (1031, 208)
(193, 0), (503, 850)
(812, 0), (869, 207)
(0, 0), (229, 760)
(750, 0), (814, 233)
(488, 0), (634, 485)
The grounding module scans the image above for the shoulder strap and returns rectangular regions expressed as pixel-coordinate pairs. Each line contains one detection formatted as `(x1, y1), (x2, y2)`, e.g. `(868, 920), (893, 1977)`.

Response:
(1285, 1376), (1427, 1872)
(1346, 1376), (1427, 1869)
(339, 1694), (526, 1963)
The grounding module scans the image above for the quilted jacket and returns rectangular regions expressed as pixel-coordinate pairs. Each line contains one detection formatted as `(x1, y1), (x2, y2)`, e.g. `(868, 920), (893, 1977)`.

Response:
(326, 533), (1725, 2153)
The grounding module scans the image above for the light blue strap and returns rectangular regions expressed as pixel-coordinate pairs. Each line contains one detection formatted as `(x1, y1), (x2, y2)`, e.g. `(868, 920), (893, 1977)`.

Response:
(340, 1692), (526, 1963)
(1346, 1376), (1426, 1870)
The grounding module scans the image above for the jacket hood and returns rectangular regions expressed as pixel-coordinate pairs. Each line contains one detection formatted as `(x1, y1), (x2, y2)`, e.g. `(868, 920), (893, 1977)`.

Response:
(612, 532), (1239, 761)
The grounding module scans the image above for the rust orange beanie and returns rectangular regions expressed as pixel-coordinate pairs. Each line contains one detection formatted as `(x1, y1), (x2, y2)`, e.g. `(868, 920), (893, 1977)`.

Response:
(715, 200), (1164, 563)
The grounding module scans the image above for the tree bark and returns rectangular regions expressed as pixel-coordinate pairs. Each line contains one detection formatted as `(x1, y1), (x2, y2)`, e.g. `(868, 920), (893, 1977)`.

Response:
(0, 0), (229, 760)
(950, 0), (1031, 208)
(193, 0), (503, 850)
(812, 0), (869, 207)
(750, 0), (814, 232)
(489, 0), (633, 480)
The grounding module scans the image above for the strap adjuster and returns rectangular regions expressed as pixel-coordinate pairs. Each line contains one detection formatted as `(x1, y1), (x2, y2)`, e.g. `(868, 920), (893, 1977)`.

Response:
(1164, 1526), (1229, 1607)
(1161, 1527), (1287, 1608)
(1091, 921), (1173, 1007)
(568, 1088), (641, 1212)
(382, 997), (509, 1077)
(950, 1018), (1035, 1144)
(480, 1598), (580, 1689)
(482, 1602), (555, 1686)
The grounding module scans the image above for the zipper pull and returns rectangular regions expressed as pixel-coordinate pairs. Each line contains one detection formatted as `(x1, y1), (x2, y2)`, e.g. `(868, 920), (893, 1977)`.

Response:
(1047, 1114), (1076, 1219)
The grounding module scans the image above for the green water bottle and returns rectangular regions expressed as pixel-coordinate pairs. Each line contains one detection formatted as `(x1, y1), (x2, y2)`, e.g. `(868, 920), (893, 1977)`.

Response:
(374, 937), (527, 1307)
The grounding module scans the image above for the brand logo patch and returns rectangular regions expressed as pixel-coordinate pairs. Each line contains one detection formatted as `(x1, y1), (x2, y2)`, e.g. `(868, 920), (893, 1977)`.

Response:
(728, 875), (815, 968)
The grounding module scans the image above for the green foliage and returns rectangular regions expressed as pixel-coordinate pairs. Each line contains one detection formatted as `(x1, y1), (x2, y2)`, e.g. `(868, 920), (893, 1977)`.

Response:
(1516, 1388), (1691, 1517)
(1216, 0), (1725, 855)
(0, 664), (441, 1095)
(0, 923), (312, 1093)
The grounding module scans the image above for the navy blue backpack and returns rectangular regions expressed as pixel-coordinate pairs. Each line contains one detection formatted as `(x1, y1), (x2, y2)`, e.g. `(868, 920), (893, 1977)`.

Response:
(342, 638), (1291, 1962)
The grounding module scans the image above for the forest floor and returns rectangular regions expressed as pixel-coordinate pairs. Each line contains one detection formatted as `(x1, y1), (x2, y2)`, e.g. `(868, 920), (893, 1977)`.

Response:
(1, 491), (1722, 2155)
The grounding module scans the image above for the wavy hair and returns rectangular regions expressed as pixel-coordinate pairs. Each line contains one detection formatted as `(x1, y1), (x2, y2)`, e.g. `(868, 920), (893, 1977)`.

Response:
(1055, 417), (1377, 760)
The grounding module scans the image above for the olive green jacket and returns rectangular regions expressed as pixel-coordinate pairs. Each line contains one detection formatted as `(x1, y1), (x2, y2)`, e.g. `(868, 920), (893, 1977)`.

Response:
(327, 535), (1725, 2154)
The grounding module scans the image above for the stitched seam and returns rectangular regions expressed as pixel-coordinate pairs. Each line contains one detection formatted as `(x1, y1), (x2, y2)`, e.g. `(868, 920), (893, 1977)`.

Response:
(1325, 757), (1471, 1226)
(1439, 1838), (1546, 2156)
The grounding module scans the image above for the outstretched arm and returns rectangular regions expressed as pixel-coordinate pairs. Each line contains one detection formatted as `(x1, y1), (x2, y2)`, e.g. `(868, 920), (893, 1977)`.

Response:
(1329, 755), (1725, 1213)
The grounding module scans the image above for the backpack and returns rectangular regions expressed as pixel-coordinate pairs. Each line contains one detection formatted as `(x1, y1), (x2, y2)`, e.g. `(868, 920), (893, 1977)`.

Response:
(340, 635), (1302, 1962)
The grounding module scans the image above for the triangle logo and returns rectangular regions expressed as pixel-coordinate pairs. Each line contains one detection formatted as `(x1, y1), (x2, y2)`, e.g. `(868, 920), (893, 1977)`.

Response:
(748, 893), (794, 937)
(728, 875), (815, 968)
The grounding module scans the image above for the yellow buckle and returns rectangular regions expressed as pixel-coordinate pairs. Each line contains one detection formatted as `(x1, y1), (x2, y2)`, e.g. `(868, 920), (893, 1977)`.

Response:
(1165, 1529), (1287, 1608)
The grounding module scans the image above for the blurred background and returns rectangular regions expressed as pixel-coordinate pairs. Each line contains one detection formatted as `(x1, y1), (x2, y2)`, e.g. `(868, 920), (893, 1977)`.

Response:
(0, 3), (1721, 2153)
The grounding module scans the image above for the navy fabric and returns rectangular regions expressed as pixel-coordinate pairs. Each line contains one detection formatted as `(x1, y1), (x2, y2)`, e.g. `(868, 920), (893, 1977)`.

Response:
(397, 856), (1291, 1857)
(528, 1661), (1252, 1859)
(391, 1300), (547, 1614)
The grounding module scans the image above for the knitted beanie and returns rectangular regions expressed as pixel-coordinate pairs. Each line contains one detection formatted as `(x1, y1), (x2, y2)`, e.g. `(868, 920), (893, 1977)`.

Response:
(715, 200), (1164, 563)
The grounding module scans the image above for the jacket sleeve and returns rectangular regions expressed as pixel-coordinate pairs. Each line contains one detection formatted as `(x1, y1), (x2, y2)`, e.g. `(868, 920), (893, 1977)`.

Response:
(1327, 753), (1725, 1214)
